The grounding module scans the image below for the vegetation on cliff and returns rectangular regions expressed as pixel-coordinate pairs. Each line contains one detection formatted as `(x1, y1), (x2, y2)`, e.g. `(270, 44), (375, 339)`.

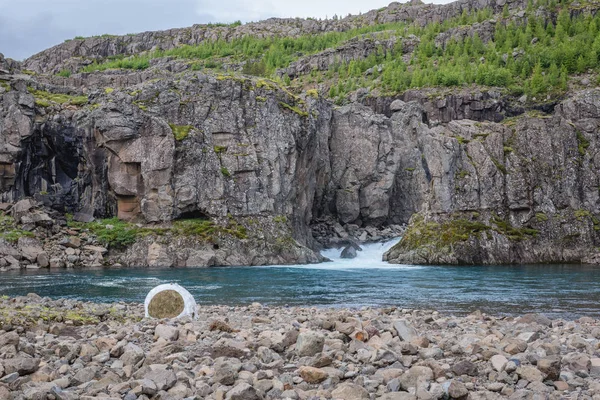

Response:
(0, 214), (34, 243)
(66, 216), (247, 250)
(78, 0), (600, 103)
(393, 212), (540, 256)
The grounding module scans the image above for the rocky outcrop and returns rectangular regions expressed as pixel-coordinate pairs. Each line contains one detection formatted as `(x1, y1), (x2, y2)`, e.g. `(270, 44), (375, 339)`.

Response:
(434, 19), (498, 49)
(364, 88), (508, 124)
(22, 0), (526, 74)
(0, 53), (19, 74)
(385, 90), (600, 264)
(278, 34), (419, 79)
(0, 72), (332, 266)
(3, 68), (600, 266)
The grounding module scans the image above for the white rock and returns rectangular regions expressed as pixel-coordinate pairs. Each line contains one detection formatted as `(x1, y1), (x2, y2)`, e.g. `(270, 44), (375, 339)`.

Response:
(490, 354), (508, 372)
(155, 324), (179, 341)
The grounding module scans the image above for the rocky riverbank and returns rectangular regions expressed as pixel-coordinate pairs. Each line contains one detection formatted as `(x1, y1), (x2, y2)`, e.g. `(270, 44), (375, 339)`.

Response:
(0, 198), (405, 271)
(1, 295), (599, 399)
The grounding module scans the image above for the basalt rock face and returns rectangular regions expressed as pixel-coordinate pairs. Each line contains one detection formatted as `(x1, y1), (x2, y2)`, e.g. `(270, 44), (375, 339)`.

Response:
(384, 90), (600, 265)
(4, 0), (600, 267)
(0, 74), (330, 266)
(312, 88), (600, 265)
(3, 72), (600, 266)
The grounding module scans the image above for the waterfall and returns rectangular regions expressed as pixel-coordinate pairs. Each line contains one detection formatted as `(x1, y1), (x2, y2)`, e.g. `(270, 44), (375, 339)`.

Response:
(311, 238), (405, 270)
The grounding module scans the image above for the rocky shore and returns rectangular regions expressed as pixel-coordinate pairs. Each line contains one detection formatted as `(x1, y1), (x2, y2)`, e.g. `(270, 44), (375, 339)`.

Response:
(0, 198), (406, 271)
(1, 295), (599, 399)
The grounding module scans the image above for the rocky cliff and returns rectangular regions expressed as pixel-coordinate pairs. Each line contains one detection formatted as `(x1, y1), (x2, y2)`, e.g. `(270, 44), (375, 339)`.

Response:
(1, 0), (600, 268)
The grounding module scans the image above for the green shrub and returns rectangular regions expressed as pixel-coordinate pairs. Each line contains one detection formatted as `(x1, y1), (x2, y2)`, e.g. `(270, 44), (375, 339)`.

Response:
(0, 214), (35, 242)
(69, 217), (138, 248)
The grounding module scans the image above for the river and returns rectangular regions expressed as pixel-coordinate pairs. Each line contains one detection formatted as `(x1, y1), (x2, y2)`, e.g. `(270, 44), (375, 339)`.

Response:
(1, 239), (599, 319)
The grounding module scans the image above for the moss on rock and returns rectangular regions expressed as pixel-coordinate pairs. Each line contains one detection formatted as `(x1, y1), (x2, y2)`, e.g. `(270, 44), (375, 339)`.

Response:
(397, 213), (490, 253)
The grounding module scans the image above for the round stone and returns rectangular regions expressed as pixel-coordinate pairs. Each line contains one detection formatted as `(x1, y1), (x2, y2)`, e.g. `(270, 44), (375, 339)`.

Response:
(144, 284), (197, 319)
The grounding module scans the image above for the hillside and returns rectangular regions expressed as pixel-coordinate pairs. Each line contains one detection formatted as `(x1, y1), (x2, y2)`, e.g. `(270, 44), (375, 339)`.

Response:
(1, 0), (600, 267)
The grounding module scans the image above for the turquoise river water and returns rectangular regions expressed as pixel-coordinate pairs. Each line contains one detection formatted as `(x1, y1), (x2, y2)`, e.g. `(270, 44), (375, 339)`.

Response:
(1, 240), (599, 319)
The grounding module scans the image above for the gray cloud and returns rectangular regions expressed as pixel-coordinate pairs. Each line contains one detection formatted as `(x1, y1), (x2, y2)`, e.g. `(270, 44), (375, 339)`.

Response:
(0, 0), (450, 61)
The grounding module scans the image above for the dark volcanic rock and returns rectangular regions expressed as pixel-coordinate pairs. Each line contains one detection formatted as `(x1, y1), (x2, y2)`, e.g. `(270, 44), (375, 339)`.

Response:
(340, 245), (358, 259)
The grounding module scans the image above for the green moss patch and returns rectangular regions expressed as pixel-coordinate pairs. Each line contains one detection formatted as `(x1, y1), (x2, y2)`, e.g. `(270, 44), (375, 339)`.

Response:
(220, 167), (231, 177)
(398, 212), (540, 253)
(491, 214), (539, 240)
(279, 102), (309, 117)
(169, 124), (193, 141)
(68, 217), (140, 248)
(399, 214), (490, 252)
(535, 212), (549, 222)
(577, 131), (590, 157)
(28, 88), (88, 107)
(0, 214), (35, 243)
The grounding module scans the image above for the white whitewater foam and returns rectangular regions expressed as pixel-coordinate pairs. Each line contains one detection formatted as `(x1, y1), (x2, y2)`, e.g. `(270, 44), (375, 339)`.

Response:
(280, 238), (423, 271)
(92, 277), (162, 288)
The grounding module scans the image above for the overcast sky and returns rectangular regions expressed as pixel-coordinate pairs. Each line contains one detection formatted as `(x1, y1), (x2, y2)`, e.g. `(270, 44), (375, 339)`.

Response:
(0, 0), (450, 61)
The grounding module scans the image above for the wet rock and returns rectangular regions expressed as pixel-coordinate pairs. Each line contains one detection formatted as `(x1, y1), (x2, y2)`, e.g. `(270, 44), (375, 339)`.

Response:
(340, 245), (358, 259)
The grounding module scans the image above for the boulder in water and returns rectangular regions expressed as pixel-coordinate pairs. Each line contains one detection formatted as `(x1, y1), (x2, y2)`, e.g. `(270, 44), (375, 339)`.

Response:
(341, 245), (360, 259)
